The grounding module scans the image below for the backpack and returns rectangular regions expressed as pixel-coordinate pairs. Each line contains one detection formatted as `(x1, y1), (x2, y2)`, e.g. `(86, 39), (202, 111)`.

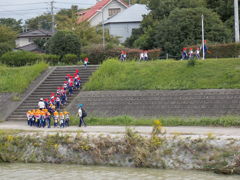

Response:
(82, 108), (87, 117)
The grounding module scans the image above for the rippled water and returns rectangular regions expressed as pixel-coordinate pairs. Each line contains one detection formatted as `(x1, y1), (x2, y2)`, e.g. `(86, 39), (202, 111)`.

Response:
(0, 163), (239, 180)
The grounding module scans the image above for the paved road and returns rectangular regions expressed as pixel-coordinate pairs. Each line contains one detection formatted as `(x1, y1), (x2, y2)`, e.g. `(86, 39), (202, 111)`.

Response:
(0, 121), (240, 137)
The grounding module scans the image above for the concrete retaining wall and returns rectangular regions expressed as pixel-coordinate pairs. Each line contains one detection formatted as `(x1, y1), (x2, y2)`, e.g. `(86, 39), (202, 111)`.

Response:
(68, 90), (240, 117)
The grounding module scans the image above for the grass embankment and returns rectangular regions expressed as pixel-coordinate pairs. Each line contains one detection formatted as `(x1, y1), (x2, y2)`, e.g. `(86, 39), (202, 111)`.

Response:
(84, 58), (240, 90)
(70, 115), (240, 127)
(0, 62), (48, 93)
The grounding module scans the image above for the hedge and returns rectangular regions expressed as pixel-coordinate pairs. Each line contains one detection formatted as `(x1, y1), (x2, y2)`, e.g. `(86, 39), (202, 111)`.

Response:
(187, 43), (240, 59)
(81, 45), (162, 64)
(0, 51), (79, 66)
(0, 51), (42, 66)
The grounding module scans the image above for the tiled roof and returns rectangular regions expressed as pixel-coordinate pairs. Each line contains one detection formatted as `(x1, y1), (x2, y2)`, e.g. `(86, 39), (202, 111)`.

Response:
(77, 0), (128, 24)
(104, 4), (150, 24)
(18, 29), (53, 38)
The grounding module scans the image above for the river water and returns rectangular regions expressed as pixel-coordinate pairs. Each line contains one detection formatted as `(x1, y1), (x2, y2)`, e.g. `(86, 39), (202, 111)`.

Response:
(0, 163), (239, 180)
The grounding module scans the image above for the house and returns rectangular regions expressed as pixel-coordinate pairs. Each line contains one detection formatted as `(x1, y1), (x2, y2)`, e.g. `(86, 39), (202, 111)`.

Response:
(103, 4), (150, 43)
(15, 29), (53, 52)
(77, 0), (128, 26)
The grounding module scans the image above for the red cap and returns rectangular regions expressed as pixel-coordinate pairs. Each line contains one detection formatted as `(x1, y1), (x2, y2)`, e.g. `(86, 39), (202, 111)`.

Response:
(64, 81), (67, 83)
(189, 48), (193, 50)
(51, 92), (55, 96)
(66, 74), (71, 77)
(76, 69), (79, 73)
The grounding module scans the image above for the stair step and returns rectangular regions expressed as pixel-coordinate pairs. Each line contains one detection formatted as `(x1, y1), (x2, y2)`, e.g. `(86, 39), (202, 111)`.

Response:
(7, 65), (99, 121)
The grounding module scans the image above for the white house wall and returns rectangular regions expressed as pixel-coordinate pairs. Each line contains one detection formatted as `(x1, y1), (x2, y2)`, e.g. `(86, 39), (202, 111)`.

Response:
(106, 22), (140, 43)
(89, 0), (127, 26)
(15, 38), (31, 48)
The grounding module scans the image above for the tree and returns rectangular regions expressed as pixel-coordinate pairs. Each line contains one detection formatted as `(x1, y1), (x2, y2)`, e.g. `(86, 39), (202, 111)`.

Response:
(47, 31), (81, 58)
(0, 25), (17, 56)
(206, 0), (233, 22)
(0, 18), (22, 32)
(25, 13), (52, 30)
(154, 8), (231, 56)
(123, 0), (149, 4)
(125, 0), (207, 49)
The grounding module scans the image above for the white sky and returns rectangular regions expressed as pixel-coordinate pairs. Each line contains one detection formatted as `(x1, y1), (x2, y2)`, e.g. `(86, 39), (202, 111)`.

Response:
(0, 0), (97, 21)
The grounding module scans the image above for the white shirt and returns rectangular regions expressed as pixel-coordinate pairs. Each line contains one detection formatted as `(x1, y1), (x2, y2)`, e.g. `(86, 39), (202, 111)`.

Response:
(38, 101), (45, 109)
(78, 108), (82, 117)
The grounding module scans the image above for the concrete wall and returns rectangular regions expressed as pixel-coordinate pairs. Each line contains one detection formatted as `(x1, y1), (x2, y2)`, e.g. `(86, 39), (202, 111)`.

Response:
(67, 90), (240, 117)
(0, 93), (16, 121)
(105, 22), (140, 42)
(90, 0), (127, 26)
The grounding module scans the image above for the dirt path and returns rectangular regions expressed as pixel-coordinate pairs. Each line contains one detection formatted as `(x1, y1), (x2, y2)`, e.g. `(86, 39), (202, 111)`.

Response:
(0, 121), (240, 137)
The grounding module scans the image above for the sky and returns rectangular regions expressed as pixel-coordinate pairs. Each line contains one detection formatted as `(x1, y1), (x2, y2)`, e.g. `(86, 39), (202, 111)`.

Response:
(0, 0), (97, 21)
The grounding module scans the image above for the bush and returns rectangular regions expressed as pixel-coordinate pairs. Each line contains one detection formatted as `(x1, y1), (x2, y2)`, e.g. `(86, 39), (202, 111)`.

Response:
(0, 51), (43, 66)
(61, 54), (78, 64)
(81, 45), (161, 64)
(0, 43), (12, 57)
(42, 54), (59, 65)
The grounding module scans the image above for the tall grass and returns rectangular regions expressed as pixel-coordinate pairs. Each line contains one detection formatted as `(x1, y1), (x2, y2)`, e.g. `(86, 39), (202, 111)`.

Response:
(84, 58), (240, 90)
(70, 115), (240, 127)
(0, 62), (48, 93)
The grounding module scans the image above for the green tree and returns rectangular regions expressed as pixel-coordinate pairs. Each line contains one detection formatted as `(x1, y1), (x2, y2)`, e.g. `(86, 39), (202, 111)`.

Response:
(25, 14), (52, 30)
(0, 18), (22, 32)
(154, 8), (231, 56)
(206, 0), (233, 22)
(0, 25), (17, 56)
(47, 31), (81, 58)
(125, 0), (207, 49)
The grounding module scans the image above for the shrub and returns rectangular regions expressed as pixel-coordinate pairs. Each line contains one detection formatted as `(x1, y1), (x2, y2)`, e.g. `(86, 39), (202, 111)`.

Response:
(42, 54), (59, 65)
(61, 54), (78, 64)
(0, 51), (43, 66)
(0, 43), (12, 57)
(81, 45), (161, 64)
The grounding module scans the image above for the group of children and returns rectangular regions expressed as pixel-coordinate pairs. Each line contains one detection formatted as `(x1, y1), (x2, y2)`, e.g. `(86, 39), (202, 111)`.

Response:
(181, 47), (201, 60)
(26, 109), (70, 128)
(26, 69), (83, 128)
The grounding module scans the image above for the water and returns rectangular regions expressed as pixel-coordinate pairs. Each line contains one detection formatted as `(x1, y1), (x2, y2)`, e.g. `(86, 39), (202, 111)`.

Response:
(0, 163), (239, 180)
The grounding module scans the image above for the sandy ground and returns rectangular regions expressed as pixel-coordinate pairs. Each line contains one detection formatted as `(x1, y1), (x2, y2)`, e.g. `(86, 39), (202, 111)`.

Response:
(0, 121), (240, 138)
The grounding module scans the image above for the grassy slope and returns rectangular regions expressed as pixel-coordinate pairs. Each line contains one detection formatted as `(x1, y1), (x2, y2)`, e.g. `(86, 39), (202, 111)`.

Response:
(70, 115), (240, 127)
(84, 58), (240, 90)
(0, 62), (48, 93)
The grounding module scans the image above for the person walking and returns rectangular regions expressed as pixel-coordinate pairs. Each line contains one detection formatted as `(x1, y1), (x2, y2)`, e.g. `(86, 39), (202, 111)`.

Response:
(144, 50), (148, 61)
(84, 57), (89, 68)
(78, 104), (87, 127)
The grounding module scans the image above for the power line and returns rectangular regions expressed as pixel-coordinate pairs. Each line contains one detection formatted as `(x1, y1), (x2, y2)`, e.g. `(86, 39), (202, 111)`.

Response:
(0, 8), (47, 13)
(56, 2), (95, 5)
(0, 2), (47, 6)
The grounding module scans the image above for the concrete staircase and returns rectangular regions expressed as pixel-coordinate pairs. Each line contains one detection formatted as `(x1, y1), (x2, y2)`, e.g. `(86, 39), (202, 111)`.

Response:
(7, 65), (98, 121)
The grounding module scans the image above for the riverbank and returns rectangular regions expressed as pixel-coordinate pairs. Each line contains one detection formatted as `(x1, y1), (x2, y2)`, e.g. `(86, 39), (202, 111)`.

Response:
(0, 123), (240, 175)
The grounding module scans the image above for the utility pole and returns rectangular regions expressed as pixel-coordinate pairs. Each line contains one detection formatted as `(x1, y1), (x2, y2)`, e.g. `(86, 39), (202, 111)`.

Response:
(201, 14), (205, 60)
(234, 0), (240, 42)
(129, 0), (131, 6)
(51, 1), (55, 33)
(101, 11), (105, 48)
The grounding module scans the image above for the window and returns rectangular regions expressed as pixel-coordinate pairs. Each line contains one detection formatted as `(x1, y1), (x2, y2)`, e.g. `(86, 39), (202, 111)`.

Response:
(108, 8), (121, 17)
